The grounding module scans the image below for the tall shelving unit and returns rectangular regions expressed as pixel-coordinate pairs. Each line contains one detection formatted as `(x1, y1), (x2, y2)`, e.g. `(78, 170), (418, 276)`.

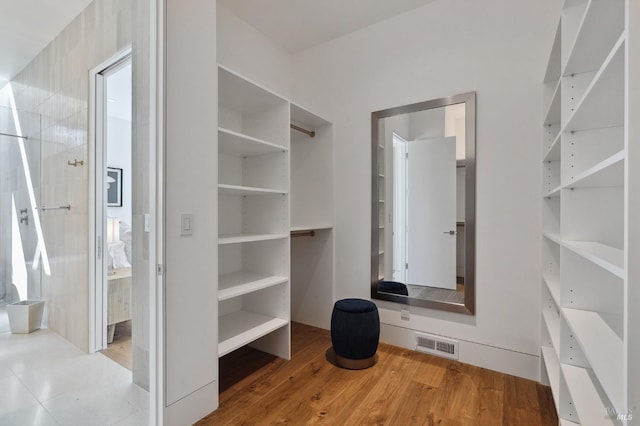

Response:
(217, 66), (291, 359)
(540, 1), (627, 424)
(216, 65), (335, 359)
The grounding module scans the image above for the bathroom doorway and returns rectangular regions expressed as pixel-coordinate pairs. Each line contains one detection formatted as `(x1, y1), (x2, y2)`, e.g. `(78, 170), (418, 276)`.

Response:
(90, 50), (133, 370)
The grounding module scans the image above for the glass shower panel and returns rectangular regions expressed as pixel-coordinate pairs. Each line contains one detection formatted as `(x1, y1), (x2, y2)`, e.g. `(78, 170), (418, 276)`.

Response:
(0, 104), (42, 328)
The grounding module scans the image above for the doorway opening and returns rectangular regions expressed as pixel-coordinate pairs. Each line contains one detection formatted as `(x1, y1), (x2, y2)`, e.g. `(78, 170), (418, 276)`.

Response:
(90, 50), (133, 371)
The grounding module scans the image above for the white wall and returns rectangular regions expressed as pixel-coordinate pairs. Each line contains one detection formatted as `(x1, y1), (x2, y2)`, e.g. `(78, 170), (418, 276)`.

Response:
(217, 3), (293, 99)
(164, 0), (218, 423)
(292, 0), (562, 379)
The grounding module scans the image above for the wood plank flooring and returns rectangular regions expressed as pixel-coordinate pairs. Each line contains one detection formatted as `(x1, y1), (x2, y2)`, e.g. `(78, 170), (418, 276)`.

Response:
(197, 322), (557, 425)
(101, 320), (132, 370)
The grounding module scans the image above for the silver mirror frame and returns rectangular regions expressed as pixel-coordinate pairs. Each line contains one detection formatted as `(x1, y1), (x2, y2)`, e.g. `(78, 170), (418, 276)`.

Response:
(371, 92), (476, 315)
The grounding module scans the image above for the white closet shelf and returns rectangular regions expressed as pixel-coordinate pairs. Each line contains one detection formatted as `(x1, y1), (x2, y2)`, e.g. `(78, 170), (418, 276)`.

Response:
(219, 183), (288, 196)
(541, 345), (560, 411)
(218, 311), (288, 357)
(562, 308), (623, 409)
(543, 231), (562, 245)
(560, 420), (579, 426)
(543, 22), (561, 83)
(218, 272), (288, 301)
(543, 273), (561, 307)
(218, 65), (286, 114)
(290, 103), (331, 129)
(290, 224), (332, 232)
(219, 127), (287, 157)
(564, 150), (624, 189)
(543, 133), (561, 162)
(563, 0), (624, 76)
(544, 185), (562, 199)
(542, 309), (561, 356)
(562, 240), (624, 278)
(563, 35), (625, 132)
(218, 233), (288, 245)
(561, 363), (615, 426)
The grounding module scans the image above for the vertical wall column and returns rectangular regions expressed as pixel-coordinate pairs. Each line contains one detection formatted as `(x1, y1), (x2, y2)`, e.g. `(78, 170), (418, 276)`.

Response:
(164, 0), (218, 423)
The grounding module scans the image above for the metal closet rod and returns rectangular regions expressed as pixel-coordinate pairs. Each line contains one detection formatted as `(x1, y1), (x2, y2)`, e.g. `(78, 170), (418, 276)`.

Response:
(290, 123), (315, 138)
(0, 132), (28, 139)
(291, 230), (315, 238)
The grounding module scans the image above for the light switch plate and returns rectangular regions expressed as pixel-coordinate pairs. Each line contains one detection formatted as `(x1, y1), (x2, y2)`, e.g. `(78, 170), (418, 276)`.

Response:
(401, 309), (410, 321)
(180, 213), (193, 236)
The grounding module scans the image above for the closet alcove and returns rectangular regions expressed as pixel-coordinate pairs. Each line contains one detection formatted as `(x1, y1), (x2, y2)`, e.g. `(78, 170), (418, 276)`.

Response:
(217, 65), (335, 374)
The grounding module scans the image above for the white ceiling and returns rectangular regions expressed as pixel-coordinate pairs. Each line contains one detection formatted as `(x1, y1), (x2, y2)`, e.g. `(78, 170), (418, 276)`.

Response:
(0, 0), (435, 90)
(219, 0), (437, 53)
(0, 0), (94, 88)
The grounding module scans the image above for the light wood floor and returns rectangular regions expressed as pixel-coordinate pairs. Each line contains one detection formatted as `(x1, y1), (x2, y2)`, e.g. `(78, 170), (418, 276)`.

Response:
(101, 320), (132, 370)
(198, 322), (557, 425)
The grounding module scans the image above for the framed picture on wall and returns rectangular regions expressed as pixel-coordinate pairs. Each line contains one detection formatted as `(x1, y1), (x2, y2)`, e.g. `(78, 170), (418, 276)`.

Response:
(107, 167), (123, 207)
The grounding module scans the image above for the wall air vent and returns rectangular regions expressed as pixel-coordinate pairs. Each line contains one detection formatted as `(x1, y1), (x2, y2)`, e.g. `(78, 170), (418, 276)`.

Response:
(415, 332), (459, 360)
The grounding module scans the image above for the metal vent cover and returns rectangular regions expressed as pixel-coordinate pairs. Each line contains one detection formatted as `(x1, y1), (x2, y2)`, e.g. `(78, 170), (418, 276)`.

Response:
(415, 332), (459, 360)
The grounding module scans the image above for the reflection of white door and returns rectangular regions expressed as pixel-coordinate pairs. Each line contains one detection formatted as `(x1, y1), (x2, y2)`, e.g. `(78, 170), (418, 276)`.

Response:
(407, 137), (456, 289)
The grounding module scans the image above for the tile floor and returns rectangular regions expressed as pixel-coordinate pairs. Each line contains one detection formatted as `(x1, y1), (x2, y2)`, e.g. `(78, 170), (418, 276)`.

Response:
(0, 307), (149, 426)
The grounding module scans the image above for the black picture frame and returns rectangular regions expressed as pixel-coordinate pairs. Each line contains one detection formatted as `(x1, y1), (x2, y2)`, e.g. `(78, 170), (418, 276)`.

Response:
(107, 167), (123, 207)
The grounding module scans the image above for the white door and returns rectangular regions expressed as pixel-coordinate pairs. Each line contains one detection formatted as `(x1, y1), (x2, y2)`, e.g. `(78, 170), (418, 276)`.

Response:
(406, 137), (456, 289)
(90, 50), (132, 352)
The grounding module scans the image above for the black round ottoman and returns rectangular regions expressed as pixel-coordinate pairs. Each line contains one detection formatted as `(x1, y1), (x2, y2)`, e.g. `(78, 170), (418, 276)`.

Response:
(378, 280), (409, 296)
(329, 298), (380, 369)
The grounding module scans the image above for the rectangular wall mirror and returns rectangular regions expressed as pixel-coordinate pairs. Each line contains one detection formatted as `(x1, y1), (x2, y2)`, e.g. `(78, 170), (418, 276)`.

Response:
(371, 92), (476, 315)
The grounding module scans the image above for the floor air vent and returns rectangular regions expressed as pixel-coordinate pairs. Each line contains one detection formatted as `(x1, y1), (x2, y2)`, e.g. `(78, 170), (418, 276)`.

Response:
(415, 332), (459, 360)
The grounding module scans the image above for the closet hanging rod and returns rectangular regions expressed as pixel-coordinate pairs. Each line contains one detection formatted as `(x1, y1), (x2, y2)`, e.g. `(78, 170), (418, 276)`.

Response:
(290, 124), (315, 138)
(291, 230), (315, 238)
(0, 132), (28, 140)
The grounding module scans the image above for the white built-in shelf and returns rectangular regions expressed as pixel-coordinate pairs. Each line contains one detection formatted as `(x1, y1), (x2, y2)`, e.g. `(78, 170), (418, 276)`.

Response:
(544, 185), (562, 198)
(561, 363), (615, 426)
(218, 65), (286, 114)
(218, 233), (288, 245)
(219, 183), (287, 196)
(560, 420), (579, 426)
(543, 133), (561, 162)
(219, 127), (287, 157)
(290, 224), (332, 232)
(218, 310), (288, 357)
(562, 308), (623, 409)
(543, 273), (561, 307)
(563, 0), (624, 76)
(542, 310), (561, 355)
(543, 80), (561, 126)
(218, 272), (288, 301)
(564, 35), (625, 132)
(564, 150), (624, 189)
(543, 231), (562, 245)
(562, 240), (624, 278)
(541, 345), (560, 410)
(290, 102), (331, 129)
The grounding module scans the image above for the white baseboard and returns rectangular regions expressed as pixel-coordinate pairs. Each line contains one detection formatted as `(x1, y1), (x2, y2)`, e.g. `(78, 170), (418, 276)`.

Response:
(380, 323), (540, 382)
(163, 380), (217, 426)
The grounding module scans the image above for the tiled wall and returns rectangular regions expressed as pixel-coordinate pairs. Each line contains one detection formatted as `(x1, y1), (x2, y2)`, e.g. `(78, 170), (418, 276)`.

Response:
(8, 0), (151, 390)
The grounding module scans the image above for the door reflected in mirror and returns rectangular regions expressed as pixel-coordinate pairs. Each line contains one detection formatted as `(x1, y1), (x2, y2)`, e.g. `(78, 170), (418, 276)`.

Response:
(371, 92), (475, 314)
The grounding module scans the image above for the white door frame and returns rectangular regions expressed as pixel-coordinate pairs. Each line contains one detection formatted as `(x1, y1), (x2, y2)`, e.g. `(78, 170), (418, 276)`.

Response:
(88, 47), (132, 353)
